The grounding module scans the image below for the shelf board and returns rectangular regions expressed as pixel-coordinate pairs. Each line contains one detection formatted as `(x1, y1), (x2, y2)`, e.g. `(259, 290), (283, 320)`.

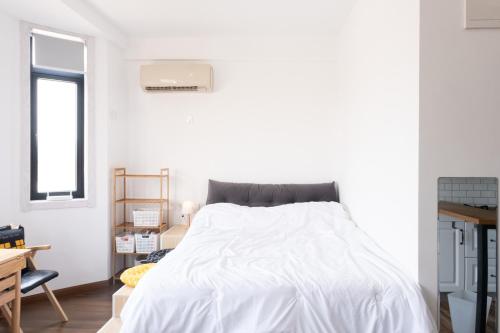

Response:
(115, 198), (168, 204)
(114, 222), (168, 232)
(115, 174), (168, 179)
(114, 252), (150, 256)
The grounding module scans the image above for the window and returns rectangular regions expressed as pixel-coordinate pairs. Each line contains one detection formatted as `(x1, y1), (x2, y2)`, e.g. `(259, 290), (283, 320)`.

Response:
(30, 30), (86, 201)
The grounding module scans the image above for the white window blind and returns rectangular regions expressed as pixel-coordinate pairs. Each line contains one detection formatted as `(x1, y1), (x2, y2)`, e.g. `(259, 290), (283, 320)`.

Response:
(32, 32), (85, 73)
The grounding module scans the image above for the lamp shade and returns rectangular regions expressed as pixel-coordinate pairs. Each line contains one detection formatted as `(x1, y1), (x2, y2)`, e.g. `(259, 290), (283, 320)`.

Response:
(182, 201), (195, 215)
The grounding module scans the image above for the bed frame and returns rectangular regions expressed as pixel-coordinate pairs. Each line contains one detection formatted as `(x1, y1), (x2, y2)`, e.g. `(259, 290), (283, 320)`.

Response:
(206, 180), (339, 207)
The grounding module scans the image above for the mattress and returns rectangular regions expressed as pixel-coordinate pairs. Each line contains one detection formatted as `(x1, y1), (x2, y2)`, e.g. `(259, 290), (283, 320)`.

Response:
(120, 202), (436, 333)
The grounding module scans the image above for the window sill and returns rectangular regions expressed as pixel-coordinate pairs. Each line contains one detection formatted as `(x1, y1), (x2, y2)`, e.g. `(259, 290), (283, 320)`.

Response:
(23, 198), (92, 211)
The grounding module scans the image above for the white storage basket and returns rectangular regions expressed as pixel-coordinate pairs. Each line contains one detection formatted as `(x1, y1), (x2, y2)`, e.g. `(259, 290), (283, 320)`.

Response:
(133, 209), (161, 227)
(135, 232), (159, 254)
(448, 291), (492, 333)
(115, 233), (135, 253)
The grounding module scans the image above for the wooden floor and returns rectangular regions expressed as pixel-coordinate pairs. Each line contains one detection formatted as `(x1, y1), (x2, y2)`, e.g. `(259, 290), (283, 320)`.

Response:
(440, 292), (496, 333)
(1, 285), (496, 332)
(0, 283), (121, 333)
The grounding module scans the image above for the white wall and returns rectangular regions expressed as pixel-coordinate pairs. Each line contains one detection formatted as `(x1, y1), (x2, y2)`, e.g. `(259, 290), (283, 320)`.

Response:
(126, 7), (423, 284)
(419, 0), (500, 317)
(107, 39), (129, 170)
(125, 51), (338, 222)
(0, 11), (127, 291)
(0, 13), (17, 224)
(332, 0), (420, 278)
(125, 35), (337, 62)
(124, 4), (423, 280)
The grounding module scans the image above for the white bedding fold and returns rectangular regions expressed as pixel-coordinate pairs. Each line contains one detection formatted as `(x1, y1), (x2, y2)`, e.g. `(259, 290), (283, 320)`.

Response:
(121, 202), (436, 333)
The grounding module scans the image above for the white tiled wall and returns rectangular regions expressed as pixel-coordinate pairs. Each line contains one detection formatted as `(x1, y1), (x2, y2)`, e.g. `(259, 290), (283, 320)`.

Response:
(438, 177), (497, 207)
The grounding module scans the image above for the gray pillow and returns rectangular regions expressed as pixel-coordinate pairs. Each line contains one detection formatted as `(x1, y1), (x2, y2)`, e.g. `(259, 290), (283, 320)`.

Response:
(206, 180), (339, 207)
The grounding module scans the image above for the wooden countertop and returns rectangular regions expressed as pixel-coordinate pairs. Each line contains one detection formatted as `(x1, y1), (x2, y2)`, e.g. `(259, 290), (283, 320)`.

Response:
(438, 201), (497, 226)
(0, 249), (30, 265)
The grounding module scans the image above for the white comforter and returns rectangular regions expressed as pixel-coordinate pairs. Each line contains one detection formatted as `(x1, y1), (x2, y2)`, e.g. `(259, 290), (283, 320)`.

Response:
(121, 202), (436, 333)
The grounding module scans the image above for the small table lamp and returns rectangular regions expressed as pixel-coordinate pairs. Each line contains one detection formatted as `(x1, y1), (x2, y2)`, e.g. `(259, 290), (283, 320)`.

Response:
(182, 201), (195, 227)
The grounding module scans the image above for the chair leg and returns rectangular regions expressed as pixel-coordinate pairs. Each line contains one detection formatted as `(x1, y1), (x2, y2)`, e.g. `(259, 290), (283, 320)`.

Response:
(1, 304), (12, 326)
(41, 283), (68, 322)
(1, 304), (24, 333)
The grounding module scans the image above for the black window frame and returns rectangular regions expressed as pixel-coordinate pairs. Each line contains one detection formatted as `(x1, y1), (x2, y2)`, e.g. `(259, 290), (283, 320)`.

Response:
(30, 41), (85, 201)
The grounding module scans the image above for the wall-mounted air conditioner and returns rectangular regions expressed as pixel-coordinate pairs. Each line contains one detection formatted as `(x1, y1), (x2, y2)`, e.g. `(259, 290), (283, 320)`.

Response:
(140, 63), (213, 92)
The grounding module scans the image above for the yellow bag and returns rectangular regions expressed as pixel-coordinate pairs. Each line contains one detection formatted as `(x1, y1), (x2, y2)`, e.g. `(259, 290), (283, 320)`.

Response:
(120, 263), (156, 287)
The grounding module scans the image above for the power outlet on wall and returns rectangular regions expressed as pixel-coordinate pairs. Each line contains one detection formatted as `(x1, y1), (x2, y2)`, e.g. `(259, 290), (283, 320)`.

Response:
(173, 208), (184, 226)
(173, 204), (191, 225)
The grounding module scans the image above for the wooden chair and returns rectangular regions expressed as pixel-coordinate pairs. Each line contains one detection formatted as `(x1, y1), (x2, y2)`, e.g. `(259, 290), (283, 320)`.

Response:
(1, 245), (68, 332)
(0, 249), (27, 333)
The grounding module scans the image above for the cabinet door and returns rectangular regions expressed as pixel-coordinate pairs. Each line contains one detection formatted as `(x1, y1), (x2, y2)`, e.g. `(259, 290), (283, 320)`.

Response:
(439, 222), (465, 292)
(465, 258), (496, 293)
(464, 223), (496, 259)
(466, 0), (500, 28)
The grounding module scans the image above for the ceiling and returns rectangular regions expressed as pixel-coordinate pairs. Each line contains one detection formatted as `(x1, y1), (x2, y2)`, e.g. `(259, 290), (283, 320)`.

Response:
(83, 0), (354, 37)
(0, 0), (354, 42)
(0, 0), (100, 36)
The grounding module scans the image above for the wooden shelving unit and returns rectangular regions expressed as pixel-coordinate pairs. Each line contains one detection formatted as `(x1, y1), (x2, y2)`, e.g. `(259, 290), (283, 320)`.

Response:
(114, 222), (169, 232)
(115, 198), (168, 204)
(111, 168), (170, 281)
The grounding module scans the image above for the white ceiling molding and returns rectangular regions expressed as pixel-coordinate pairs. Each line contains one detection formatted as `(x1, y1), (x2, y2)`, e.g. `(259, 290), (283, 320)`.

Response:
(61, 0), (128, 47)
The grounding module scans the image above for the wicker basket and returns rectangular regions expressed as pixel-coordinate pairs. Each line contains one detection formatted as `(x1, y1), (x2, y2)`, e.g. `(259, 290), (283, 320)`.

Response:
(133, 209), (160, 227)
(116, 233), (135, 253)
(135, 233), (159, 254)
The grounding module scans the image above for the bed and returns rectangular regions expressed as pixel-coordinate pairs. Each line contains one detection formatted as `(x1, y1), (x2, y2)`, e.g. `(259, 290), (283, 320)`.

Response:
(120, 180), (436, 333)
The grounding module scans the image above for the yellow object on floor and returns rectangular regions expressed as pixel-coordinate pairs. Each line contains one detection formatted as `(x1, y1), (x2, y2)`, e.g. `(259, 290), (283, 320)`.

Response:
(120, 263), (156, 287)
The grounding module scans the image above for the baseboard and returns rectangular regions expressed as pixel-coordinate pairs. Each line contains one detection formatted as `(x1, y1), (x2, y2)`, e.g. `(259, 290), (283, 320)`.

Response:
(21, 278), (113, 304)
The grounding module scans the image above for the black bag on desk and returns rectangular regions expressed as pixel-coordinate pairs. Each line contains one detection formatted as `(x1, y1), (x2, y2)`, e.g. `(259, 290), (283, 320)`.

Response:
(0, 225), (25, 249)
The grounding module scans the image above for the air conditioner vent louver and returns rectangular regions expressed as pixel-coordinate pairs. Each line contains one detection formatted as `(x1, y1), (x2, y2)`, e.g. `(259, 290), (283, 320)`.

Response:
(140, 63), (213, 93)
(145, 86), (199, 91)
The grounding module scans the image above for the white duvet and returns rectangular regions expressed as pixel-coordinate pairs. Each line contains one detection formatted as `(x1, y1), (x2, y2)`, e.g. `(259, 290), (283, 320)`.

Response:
(121, 202), (436, 333)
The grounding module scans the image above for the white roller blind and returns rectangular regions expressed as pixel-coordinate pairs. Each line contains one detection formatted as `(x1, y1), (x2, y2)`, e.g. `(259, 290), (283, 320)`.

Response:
(32, 32), (85, 73)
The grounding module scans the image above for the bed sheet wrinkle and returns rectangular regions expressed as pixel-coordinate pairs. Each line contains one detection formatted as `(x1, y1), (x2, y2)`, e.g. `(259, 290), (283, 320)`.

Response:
(120, 202), (437, 333)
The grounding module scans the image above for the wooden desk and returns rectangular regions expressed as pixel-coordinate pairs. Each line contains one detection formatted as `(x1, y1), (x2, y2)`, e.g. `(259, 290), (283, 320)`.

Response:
(439, 201), (497, 333)
(0, 249), (30, 333)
